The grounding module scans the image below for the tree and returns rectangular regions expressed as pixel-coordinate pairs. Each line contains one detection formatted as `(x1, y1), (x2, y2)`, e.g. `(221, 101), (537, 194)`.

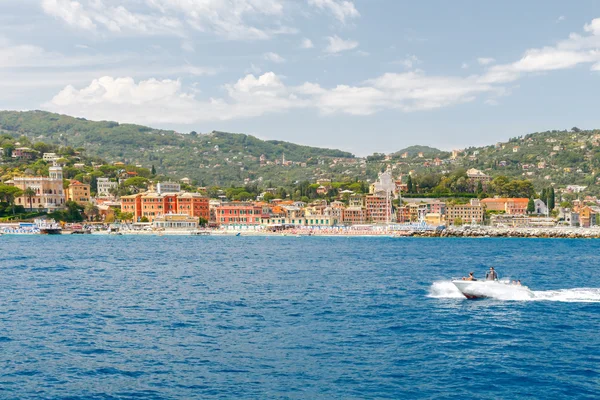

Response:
(151, 164), (156, 175)
(263, 192), (275, 202)
(548, 187), (556, 211)
(406, 175), (413, 193)
(23, 187), (36, 211)
(0, 185), (23, 216)
(140, 216), (149, 223)
(527, 198), (535, 214)
(198, 217), (208, 227)
(476, 181), (483, 195)
(190, 131), (198, 136)
(84, 202), (99, 221)
(123, 176), (149, 190)
(572, 127), (581, 133)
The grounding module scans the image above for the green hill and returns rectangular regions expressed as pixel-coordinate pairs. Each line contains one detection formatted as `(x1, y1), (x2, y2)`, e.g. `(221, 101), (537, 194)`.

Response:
(0, 110), (360, 187)
(393, 145), (445, 158)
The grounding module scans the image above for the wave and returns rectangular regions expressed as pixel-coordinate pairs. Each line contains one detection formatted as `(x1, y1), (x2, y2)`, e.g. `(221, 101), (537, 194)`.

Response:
(428, 281), (600, 302)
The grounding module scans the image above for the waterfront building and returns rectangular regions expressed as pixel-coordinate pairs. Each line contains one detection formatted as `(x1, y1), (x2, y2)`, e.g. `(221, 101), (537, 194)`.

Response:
(176, 193), (210, 221)
(579, 206), (597, 228)
(152, 214), (198, 230)
(424, 213), (444, 226)
(215, 202), (264, 226)
(13, 166), (65, 211)
(66, 180), (91, 205)
(365, 193), (392, 224)
(481, 198), (529, 215)
(120, 192), (209, 222)
(446, 199), (484, 225)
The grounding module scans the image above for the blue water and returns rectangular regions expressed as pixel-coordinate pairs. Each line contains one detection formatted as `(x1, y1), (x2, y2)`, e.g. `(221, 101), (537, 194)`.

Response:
(0, 236), (599, 399)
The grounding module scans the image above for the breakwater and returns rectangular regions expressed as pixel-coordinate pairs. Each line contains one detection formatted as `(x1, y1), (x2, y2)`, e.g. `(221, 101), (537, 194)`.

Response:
(410, 226), (600, 238)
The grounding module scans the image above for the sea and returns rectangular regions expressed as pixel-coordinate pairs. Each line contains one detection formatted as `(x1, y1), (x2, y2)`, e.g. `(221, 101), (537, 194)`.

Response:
(0, 236), (599, 399)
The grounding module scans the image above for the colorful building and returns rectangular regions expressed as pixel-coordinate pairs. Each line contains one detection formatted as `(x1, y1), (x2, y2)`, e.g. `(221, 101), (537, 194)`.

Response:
(66, 180), (91, 205)
(446, 199), (484, 225)
(13, 166), (65, 211)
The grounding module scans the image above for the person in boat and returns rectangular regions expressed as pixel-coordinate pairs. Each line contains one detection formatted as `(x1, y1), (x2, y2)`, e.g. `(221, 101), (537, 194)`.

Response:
(516, 280), (522, 286)
(463, 272), (477, 281)
(485, 267), (498, 281)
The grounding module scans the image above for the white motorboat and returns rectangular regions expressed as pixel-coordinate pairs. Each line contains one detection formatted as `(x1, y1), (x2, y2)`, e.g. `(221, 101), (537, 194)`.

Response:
(452, 279), (535, 300)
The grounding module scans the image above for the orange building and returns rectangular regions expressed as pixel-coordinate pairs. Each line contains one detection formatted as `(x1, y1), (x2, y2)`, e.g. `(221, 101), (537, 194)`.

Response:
(120, 194), (142, 220)
(481, 198), (529, 215)
(215, 202), (264, 226)
(66, 180), (91, 205)
(120, 192), (209, 222)
(176, 193), (210, 221)
(365, 194), (392, 224)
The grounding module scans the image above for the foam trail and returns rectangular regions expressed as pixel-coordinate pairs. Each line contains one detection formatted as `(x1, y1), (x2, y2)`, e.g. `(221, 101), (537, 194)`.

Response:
(429, 281), (600, 303)
(532, 288), (600, 303)
(428, 281), (465, 299)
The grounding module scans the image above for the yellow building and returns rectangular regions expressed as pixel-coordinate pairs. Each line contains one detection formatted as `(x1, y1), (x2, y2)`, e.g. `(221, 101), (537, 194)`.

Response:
(67, 180), (91, 205)
(13, 166), (65, 211)
(424, 213), (444, 226)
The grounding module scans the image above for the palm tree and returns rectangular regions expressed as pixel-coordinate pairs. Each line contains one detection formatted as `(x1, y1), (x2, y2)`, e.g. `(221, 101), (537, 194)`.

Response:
(23, 187), (36, 211)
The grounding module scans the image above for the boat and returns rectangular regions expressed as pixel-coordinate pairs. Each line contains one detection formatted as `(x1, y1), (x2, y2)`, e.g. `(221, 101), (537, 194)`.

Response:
(35, 219), (62, 235)
(191, 230), (211, 236)
(452, 279), (534, 299)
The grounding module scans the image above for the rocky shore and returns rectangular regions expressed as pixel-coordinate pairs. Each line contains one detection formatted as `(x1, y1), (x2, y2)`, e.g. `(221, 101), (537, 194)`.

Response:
(410, 226), (600, 239)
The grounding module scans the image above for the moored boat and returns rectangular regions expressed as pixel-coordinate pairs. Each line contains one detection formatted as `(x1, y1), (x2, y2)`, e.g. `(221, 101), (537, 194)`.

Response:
(35, 219), (62, 235)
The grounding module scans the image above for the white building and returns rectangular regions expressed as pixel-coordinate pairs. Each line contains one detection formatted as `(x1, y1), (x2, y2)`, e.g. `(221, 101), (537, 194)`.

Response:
(42, 153), (59, 162)
(156, 182), (181, 194)
(372, 167), (396, 197)
(97, 177), (118, 197)
(533, 199), (548, 215)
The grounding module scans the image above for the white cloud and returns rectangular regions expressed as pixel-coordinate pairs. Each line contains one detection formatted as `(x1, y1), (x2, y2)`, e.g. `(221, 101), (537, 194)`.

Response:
(557, 15), (566, 23)
(45, 73), (307, 123)
(42, 0), (97, 31)
(300, 38), (314, 49)
(44, 69), (503, 124)
(479, 18), (600, 84)
(477, 57), (495, 66)
(40, 0), (295, 40)
(307, 0), (359, 23)
(324, 35), (358, 54)
(461, 62), (469, 69)
(263, 52), (285, 63)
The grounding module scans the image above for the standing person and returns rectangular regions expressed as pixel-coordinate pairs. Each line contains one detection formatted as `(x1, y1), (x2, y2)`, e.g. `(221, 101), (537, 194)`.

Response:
(485, 267), (498, 281)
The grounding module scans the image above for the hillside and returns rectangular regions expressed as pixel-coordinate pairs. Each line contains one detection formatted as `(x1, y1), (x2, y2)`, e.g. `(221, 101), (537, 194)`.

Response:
(0, 111), (361, 187)
(393, 145), (446, 158)
(381, 128), (600, 196)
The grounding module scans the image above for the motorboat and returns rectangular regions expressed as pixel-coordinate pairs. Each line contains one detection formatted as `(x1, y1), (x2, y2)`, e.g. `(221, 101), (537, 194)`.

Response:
(452, 279), (535, 299)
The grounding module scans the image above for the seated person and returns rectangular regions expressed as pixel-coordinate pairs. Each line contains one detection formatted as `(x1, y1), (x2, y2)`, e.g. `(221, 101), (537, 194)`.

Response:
(462, 272), (477, 281)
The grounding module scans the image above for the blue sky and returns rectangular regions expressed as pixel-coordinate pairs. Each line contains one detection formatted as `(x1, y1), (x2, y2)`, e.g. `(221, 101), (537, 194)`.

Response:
(1, 0), (600, 156)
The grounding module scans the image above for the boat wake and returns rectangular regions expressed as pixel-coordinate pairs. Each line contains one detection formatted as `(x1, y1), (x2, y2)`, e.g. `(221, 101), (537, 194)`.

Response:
(428, 281), (600, 302)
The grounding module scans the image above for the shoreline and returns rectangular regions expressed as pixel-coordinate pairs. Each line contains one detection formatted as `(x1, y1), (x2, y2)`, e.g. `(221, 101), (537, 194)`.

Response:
(4, 226), (600, 238)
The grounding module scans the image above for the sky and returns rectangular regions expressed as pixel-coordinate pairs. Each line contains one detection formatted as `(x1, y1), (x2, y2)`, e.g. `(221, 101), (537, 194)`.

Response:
(2, 1), (600, 156)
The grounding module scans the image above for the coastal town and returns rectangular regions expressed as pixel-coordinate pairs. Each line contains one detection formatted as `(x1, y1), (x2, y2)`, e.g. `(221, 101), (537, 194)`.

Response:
(2, 148), (600, 237)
